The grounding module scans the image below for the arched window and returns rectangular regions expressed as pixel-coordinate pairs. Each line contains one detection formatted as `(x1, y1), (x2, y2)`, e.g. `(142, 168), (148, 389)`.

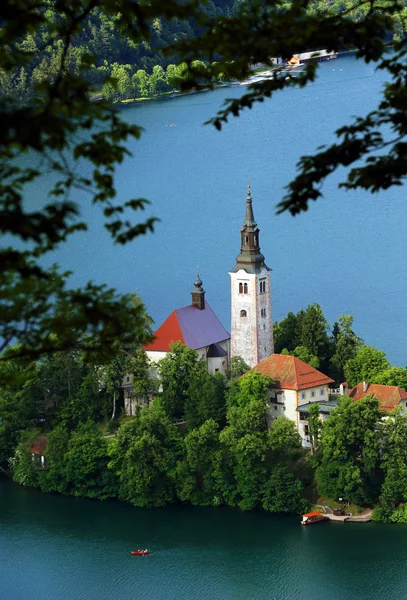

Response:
(240, 310), (247, 318)
(244, 235), (248, 247)
(239, 282), (243, 294)
(260, 280), (266, 294)
(243, 283), (248, 294)
(254, 234), (258, 246)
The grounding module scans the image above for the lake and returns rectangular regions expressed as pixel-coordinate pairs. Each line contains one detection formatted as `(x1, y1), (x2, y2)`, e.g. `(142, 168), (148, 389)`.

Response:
(1, 477), (407, 600)
(23, 53), (407, 365)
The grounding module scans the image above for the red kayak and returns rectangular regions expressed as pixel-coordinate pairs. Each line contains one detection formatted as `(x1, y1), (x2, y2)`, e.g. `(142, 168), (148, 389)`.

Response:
(131, 550), (150, 556)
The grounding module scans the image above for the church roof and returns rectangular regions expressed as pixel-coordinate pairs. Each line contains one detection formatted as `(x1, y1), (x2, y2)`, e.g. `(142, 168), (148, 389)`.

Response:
(144, 301), (230, 352)
(348, 383), (407, 413)
(249, 354), (334, 390)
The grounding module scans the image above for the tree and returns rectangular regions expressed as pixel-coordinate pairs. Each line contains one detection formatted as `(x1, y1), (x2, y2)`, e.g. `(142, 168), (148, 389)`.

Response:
(281, 346), (320, 369)
(274, 312), (301, 353)
(175, 418), (221, 505)
(344, 345), (390, 388)
(316, 396), (383, 505)
(373, 367), (407, 390)
(127, 349), (159, 409)
(108, 403), (182, 507)
(149, 65), (169, 95)
(262, 464), (308, 514)
(225, 355), (250, 380)
(185, 371), (226, 430)
(133, 69), (150, 97)
(158, 342), (205, 420)
(220, 372), (272, 510)
(374, 409), (407, 522)
(63, 422), (118, 500)
(300, 304), (330, 365)
(330, 315), (363, 382)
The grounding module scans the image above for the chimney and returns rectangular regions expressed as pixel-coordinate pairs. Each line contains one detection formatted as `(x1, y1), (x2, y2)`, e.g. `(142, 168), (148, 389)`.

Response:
(340, 382), (348, 396)
(363, 381), (368, 393)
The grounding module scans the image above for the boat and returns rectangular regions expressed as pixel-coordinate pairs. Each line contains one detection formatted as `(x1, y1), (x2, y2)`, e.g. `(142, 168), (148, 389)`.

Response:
(301, 511), (327, 525)
(131, 549), (150, 555)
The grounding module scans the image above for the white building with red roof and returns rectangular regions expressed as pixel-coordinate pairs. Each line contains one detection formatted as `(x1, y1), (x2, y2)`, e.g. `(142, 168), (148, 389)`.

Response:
(249, 353), (334, 446)
(347, 381), (407, 413)
(143, 274), (230, 375)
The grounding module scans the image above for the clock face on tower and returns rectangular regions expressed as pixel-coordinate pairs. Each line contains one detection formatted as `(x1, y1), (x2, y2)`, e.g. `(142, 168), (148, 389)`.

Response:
(229, 187), (274, 368)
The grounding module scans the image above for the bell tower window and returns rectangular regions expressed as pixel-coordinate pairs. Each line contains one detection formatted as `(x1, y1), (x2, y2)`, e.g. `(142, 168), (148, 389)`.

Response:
(260, 280), (266, 294)
(244, 235), (248, 247)
(239, 282), (243, 294)
(243, 283), (248, 294)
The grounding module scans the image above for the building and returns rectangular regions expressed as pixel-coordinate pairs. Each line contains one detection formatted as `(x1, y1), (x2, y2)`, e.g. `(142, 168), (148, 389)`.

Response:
(347, 381), (407, 413)
(143, 274), (230, 375)
(229, 185), (274, 367)
(249, 353), (334, 446)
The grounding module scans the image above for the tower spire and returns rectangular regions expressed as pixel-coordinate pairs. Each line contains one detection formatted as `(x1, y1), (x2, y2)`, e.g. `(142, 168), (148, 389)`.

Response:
(230, 186), (270, 274)
(244, 184), (256, 227)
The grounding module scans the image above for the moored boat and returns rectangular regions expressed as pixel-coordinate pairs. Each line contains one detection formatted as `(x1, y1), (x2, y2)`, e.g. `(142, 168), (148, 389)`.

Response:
(301, 511), (327, 525)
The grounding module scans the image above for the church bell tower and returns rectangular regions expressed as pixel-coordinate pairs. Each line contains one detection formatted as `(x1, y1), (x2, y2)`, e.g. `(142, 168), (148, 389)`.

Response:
(229, 186), (274, 367)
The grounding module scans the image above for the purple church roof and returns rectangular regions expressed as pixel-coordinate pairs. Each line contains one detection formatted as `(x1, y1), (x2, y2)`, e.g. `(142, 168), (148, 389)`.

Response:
(144, 301), (230, 352)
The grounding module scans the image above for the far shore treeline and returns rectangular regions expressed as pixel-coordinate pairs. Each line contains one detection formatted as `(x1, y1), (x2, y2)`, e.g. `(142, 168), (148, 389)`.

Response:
(2, 302), (407, 524)
(1, 1), (406, 105)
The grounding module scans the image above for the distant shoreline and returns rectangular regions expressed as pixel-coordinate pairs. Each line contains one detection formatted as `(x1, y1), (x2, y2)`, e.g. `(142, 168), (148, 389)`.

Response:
(93, 50), (359, 109)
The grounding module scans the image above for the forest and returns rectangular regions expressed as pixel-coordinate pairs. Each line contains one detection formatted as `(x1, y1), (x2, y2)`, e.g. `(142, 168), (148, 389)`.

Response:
(2, 0), (407, 105)
(3, 302), (407, 523)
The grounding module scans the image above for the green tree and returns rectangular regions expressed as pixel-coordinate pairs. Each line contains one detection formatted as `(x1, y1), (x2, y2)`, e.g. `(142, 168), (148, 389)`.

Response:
(158, 342), (205, 420)
(281, 346), (320, 369)
(262, 464), (308, 513)
(133, 69), (150, 97)
(330, 315), (363, 382)
(225, 355), (250, 380)
(184, 371), (226, 430)
(63, 422), (118, 500)
(175, 418), (221, 505)
(300, 304), (330, 365)
(149, 65), (169, 95)
(274, 312), (301, 353)
(374, 409), (407, 522)
(10, 428), (40, 487)
(373, 367), (407, 390)
(220, 372), (272, 510)
(316, 396), (383, 505)
(108, 403), (182, 507)
(344, 345), (390, 388)
(37, 425), (70, 494)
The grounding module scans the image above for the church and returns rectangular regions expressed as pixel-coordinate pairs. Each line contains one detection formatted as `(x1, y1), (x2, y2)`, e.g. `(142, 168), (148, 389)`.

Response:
(123, 185), (275, 412)
(142, 184), (274, 371)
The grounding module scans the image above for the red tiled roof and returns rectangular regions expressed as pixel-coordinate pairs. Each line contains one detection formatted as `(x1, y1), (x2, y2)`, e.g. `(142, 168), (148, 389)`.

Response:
(143, 302), (230, 352)
(348, 383), (407, 413)
(30, 435), (47, 455)
(249, 354), (334, 390)
(144, 310), (185, 352)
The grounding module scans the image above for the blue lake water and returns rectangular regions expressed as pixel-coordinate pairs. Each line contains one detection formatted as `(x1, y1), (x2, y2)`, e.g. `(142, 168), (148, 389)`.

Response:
(2, 478), (407, 600)
(23, 53), (407, 365)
